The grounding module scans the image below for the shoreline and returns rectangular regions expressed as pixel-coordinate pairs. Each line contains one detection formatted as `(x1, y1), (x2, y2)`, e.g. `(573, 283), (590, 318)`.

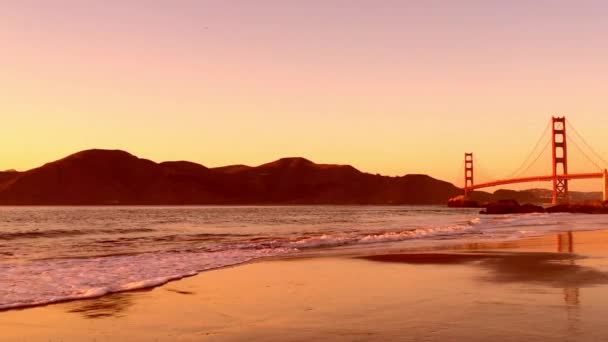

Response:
(1, 226), (605, 314)
(3, 229), (608, 340)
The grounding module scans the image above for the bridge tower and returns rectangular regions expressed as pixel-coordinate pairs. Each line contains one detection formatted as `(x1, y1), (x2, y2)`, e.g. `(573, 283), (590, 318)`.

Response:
(551, 117), (569, 204)
(464, 153), (474, 198)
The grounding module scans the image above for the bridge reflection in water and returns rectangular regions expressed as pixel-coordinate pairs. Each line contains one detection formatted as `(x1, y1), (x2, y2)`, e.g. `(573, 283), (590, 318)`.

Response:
(557, 231), (581, 337)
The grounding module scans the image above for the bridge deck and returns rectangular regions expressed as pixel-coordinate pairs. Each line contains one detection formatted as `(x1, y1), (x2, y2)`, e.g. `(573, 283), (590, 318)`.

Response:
(470, 173), (604, 190)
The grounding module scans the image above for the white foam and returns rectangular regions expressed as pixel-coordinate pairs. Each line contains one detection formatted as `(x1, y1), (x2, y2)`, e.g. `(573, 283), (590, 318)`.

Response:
(290, 222), (479, 249)
(290, 234), (352, 248)
(0, 248), (292, 310)
(359, 224), (477, 243)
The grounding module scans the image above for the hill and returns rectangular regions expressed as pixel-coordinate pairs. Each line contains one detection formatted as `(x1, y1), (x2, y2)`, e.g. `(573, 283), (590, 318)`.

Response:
(0, 149), (462, 205)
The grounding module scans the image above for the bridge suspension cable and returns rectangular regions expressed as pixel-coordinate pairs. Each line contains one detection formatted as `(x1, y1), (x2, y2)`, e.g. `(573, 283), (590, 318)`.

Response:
(513, 138), (551, 178)
(505, 119), (552, 179)
(567, 135), (604, 171)
(566, 120), (608, 168)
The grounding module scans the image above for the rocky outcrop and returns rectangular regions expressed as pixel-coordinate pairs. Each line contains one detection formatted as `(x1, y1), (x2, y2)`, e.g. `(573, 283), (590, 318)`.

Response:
(547, 201), (608, 214)
(466, 189), (603, 205)
(518, 203), (547, 213)
(447, 195), (480, 208)
(479, 200), (608, 215)
(480, 200), (545, 215)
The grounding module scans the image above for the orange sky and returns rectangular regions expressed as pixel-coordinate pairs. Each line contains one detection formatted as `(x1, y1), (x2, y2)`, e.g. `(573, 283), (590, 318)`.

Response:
(2, 1), (608, 191)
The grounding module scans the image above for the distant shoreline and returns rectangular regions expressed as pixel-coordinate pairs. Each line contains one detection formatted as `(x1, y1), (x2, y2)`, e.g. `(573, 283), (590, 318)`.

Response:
(0, 149), (601, 205)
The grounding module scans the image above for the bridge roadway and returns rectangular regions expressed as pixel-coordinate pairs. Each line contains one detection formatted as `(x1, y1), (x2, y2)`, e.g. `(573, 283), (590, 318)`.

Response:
(469, 172), (604, 191)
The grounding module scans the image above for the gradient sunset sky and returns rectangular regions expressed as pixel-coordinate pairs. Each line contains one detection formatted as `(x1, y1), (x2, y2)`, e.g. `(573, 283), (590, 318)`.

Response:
(3, 1), (608, 190)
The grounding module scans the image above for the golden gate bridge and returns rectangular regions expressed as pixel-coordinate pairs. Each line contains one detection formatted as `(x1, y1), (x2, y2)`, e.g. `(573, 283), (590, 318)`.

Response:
(463, 117), (608, 205)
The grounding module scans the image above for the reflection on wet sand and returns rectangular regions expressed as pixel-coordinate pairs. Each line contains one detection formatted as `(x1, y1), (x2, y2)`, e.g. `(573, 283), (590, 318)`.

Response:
(557, 232), (581, 338)
(65, 287), (197, 319)
(360, 228), (608, 332)
(165, 288), (196, 295)
(66, 292), (137, 319)
(556, 232), (579, 305)
(361, 232), (594, 339)
(558, 231), (574, 254)
(361, 232), (608, 288)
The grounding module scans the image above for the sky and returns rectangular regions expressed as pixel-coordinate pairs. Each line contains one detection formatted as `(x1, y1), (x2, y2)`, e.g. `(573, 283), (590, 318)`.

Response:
(2, 0), (608, 191)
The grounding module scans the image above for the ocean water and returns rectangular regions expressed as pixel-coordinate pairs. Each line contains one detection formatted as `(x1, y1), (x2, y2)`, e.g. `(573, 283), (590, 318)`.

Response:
(1, 206), (606, 310)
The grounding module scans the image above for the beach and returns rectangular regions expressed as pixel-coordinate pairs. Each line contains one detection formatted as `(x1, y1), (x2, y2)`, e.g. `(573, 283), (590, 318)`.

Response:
(3, 229), (608, 341)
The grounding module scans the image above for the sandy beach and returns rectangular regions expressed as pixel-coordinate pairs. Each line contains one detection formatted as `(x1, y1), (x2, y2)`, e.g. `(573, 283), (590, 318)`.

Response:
(2, 229), (608, 341)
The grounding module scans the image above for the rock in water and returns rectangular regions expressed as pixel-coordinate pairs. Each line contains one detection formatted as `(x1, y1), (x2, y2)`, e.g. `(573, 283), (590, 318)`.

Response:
(481, 200), (545, 214)
(519, 203), (546, 214)
(547, 201), (608, 214)
(447, 195), (480, 208)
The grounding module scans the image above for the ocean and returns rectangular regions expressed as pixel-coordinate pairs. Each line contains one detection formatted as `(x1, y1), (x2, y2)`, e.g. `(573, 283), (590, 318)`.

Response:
(1, 206), (606, 310)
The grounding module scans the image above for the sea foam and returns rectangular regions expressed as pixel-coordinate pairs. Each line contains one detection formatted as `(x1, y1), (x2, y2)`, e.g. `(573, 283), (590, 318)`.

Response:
(0, 248), (291, 310)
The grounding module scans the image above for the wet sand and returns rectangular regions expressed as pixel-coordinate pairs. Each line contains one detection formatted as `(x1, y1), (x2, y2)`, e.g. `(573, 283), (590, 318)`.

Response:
(3, 230), (608, 341)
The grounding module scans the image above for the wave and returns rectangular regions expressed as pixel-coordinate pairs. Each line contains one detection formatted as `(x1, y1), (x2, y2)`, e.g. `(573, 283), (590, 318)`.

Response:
(290, 220), (480, 249)
(0, 227), (161, 241)
(0, 247), (294, 310)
